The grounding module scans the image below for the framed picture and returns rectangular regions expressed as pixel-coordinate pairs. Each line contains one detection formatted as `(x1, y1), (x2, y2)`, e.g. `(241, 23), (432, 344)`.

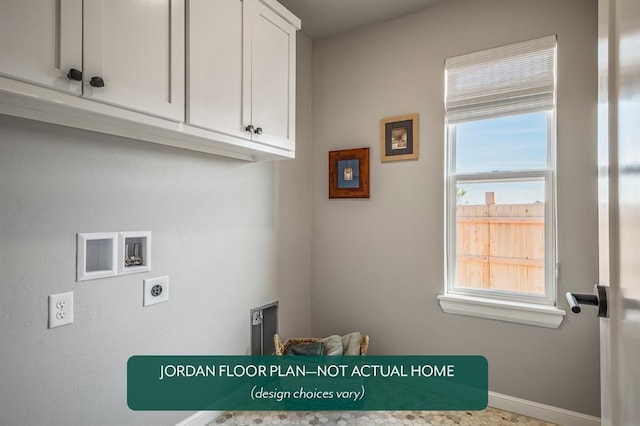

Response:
(380, 113), (419, 162)
(328, 147), (370, 198)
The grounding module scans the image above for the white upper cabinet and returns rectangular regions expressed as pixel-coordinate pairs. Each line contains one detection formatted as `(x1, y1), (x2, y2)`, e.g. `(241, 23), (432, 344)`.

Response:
(0, 0), (298, 161)
(187, 0), (244, 138)
(243, 0), (298, 151)
(0, 0), (82, 95)
(83, 0), (184, 121)
(0, 0), (184, 121)
(188, 0), (300, 151)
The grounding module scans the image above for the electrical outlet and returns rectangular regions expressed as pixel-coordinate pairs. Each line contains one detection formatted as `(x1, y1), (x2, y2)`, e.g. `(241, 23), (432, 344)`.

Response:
(143, 276), (169, 306)
(48, 292), (74, 328)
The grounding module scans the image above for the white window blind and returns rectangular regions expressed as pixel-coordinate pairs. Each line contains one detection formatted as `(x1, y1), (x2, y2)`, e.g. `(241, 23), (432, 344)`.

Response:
(445, 35), (557, 124)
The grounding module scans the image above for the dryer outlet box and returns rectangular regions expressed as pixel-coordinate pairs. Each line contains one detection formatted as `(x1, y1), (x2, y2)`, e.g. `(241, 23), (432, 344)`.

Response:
(143, 276), (169, 306)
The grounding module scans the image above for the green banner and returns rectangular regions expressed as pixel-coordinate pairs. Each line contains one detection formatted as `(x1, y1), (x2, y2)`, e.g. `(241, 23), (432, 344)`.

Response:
(128, 355), (487, 411)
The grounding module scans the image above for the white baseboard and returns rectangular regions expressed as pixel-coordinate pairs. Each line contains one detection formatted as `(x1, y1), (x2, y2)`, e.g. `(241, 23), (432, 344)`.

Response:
(489, 391), (601, 426)
(174, 410), (222, 426)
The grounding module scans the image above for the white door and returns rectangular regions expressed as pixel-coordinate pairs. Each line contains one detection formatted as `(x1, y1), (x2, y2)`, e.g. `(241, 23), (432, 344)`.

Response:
(187, 0), (245, 139)
(243, 0), (296, 150)
(82, 0), (184, 121)
(597, 0), (640, 424)
(0, 0), (82, 95)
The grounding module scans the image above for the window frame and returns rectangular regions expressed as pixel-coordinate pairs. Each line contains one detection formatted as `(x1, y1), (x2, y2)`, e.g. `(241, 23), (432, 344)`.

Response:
(444, 110), (558, 307)
(437, 35), (566, 328)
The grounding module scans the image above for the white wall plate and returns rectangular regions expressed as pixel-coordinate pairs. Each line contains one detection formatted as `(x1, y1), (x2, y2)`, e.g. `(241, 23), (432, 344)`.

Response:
(48, 291), (74, 328)
(143, 276), (169, 306)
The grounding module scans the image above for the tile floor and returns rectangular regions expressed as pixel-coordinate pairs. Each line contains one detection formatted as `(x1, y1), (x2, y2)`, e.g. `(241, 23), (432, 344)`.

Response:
(208, 408), (557, 425)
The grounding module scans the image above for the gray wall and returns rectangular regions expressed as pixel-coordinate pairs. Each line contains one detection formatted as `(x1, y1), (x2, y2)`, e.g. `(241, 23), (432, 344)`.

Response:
(0, 34), (312, 426)
(310, 0), (600, 416)
(0, 0), (604, 420)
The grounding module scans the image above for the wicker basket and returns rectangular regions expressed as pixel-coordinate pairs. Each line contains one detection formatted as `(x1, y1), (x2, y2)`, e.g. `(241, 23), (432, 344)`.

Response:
(273, 333), (369, 356)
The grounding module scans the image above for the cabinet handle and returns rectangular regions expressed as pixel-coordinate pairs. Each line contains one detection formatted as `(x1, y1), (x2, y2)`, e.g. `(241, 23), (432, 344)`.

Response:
(245, 124), (255, 133)
(67, 68), (83, 81)
(254, 127), (263, 135)
(89, 76), (105, 88)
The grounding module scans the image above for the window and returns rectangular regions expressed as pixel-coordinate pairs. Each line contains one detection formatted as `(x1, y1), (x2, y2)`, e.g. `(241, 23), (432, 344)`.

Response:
(438, 36), (565, 328)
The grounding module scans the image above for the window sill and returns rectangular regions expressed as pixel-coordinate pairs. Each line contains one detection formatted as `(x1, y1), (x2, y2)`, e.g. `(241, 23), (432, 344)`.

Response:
(437, 294), (565, 328)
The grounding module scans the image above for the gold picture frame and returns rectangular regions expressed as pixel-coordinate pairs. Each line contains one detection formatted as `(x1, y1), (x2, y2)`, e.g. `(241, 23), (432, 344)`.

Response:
(380, 113), (419, 162)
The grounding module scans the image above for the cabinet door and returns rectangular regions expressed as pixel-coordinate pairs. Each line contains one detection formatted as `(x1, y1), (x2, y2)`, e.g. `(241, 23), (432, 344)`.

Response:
(0, 0), (82, 94)
(243, 0), (296, 150)
(187, 0), (244, 138)
(83, 0), (185, 121)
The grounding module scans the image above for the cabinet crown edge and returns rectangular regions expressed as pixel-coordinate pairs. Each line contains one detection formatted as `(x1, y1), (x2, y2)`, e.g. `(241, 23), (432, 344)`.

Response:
(261, 0), (302, 30)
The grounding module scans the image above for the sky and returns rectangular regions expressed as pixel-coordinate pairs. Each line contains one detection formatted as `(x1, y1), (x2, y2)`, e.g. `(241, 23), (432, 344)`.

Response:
(454, 111), (548, 205)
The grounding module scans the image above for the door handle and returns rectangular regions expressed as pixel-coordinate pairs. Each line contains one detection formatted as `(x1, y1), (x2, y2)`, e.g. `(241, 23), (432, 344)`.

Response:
(566, 285), (608, 317)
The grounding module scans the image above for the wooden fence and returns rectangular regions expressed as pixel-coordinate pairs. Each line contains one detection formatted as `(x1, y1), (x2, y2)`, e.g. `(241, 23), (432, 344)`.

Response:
(456, 202), (545, 295)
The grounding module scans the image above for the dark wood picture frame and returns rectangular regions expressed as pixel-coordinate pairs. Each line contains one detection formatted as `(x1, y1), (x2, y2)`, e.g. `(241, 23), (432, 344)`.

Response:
(380, 113), (419, 162)
(328, 147), (370, 198)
